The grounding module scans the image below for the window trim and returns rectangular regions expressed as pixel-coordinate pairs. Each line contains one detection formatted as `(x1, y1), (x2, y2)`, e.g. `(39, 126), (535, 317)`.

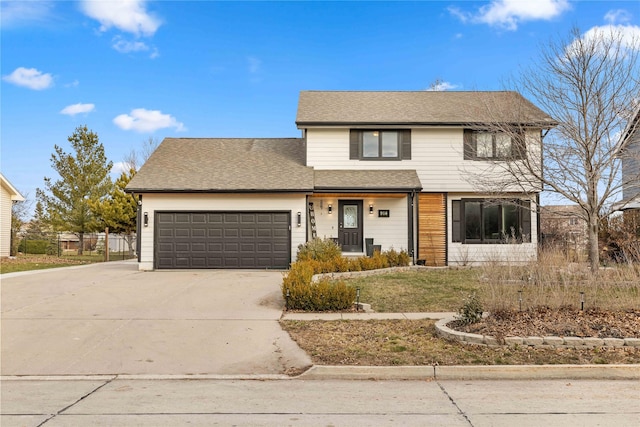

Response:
(350, 129), (411, 161)
(464, 129), (525, 161)
(452, 198), (531, 244)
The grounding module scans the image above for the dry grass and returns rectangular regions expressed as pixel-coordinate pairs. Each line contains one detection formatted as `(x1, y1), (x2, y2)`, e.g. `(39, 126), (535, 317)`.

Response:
(479, 249), (640, 313)
(281, 319), (640, 365)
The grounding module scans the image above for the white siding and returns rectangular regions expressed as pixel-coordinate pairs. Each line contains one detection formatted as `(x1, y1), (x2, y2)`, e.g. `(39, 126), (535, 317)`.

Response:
(309, 195), (409, 253)
(622, 131), (640, 202)
(446, 193), (538, 265)
(0, 185), (12, 257)
(138, 193), (307, 270)
(306, 128), (542, 193)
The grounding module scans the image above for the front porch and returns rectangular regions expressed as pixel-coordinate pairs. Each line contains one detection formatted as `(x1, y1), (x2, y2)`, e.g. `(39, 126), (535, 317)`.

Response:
(307, 193), (412, 257)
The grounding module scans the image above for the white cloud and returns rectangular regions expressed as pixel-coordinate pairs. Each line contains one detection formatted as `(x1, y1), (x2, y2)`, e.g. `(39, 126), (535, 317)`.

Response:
(0, 1), (53, 28)
(60, 103), (95, 116)
(113, 108), (185, 133)
(604, 9), (632, 25)
(111, 161), (131, 175)
(65, 80), (80, 88)
(2, 67), (53, 90)
(426, 81), (459, 91)
(80, 0), (161, 37)
(450, 0), (571, 31)
(112, 36), (149, 53)
(571, 24), (640, 55)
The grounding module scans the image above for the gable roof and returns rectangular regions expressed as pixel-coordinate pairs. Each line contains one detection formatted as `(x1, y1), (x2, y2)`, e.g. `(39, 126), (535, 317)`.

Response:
(126, 138), (314, 193)
(314, 170), (422, 192)
(0, 173), (25, 201)
(296, 91), (557, 128)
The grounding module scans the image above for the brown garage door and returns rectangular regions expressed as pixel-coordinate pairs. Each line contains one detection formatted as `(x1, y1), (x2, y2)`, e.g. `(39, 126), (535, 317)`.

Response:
(155, 211), (291, 269)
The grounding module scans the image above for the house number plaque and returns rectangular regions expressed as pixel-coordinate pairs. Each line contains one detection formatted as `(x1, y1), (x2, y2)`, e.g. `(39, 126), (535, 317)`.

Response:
(378, 210), (390, 218)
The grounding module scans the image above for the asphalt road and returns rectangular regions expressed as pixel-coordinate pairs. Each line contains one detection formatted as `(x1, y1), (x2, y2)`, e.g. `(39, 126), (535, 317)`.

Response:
(2, 377), (639, 427)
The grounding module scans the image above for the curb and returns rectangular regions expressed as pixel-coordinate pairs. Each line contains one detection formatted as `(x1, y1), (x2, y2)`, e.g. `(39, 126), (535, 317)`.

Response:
(297, 364), (640, 380)
(3, 365), (639, 382)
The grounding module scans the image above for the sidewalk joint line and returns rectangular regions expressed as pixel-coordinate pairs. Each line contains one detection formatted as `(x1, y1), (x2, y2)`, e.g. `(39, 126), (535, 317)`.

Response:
(36, 375), (117, 426)
(436, 381), (474, 426)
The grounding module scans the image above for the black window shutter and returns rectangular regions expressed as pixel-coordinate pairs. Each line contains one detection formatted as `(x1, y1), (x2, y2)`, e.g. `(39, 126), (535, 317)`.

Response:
(520, 200), (532, 242)
(463, 129), (474, 159)
(513, 130), (526, 160)
(452, 200), (461, 243)
(349, 130), (360, 160)
(401, 130), (411, 160)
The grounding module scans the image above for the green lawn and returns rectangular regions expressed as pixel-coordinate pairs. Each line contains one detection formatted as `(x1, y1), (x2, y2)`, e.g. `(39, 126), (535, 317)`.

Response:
(345, 268), (479, 312)
(0, 254), (134, 274)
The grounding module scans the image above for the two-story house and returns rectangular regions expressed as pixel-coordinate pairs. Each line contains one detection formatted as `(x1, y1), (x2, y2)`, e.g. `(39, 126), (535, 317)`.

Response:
(126, 91), (555, 270)
(618, 104), (640, 211)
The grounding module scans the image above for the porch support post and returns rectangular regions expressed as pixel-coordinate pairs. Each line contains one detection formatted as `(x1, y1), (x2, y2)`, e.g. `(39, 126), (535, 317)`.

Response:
(407, 191), (416, 264)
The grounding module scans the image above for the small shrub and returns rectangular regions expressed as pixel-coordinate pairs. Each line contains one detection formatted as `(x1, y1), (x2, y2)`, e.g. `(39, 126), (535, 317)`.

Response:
(18, 239), (50, 255)
(283, 275), (356, 312)
(456, 292), (484, 325)
(297, 238), (342, 263)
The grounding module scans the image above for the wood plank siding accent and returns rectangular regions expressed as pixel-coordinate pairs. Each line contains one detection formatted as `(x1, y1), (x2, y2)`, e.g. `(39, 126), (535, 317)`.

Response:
(418, 193), (447, 266)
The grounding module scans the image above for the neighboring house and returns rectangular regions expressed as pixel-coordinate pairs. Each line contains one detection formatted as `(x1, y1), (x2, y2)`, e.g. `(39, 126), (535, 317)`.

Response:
(127, 91), (556, 270)
(0, 173), (25, 257)
(540, 205), (587, 255)
(618, 104), (640, 211)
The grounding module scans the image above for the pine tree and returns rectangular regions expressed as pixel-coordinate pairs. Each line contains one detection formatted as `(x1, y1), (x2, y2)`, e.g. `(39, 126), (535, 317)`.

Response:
(38, 125), (113, 255)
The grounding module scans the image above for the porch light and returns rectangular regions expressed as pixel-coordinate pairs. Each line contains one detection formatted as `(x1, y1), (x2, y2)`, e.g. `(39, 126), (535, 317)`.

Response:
(143, 212), (149, 227)
(297, 211), (302, 227)
(369, 204), (374, 214)
(328, 204), (332, 214)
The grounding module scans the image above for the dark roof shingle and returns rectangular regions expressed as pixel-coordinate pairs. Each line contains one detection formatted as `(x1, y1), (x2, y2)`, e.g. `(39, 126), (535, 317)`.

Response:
(126, 138), (314, 192)
(296, 91), (557, 127)
(314, 170), (422, 191)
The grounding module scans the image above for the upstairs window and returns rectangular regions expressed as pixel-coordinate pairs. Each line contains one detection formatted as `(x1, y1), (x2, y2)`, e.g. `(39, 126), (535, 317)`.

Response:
(464, 129), (525, 160)
(350, 130), (411, 160)
(451, 199), (531, 244)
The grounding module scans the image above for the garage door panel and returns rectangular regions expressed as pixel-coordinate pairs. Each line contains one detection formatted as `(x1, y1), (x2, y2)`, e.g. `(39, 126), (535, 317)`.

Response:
(224, 228), (239, 238)
(155, 211), (291, 269)
(241, 228), (256, 238)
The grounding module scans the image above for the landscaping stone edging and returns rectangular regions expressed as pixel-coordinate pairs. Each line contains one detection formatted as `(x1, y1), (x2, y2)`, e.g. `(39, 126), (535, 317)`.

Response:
(311, 265), (438, 283)
(435, 315), (640, 349)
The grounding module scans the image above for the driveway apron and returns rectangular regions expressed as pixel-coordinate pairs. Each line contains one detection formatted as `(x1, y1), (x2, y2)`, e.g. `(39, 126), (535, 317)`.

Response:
(1, 261), (311, 376)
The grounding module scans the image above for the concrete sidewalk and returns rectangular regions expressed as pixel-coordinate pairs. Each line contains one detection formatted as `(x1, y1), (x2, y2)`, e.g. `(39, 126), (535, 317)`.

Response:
(281, 311), (455, 320)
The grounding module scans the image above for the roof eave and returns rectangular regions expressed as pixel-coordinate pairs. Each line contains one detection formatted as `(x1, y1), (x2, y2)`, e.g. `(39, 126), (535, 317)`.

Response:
(125, 188), (314, 194)
(296, 121), (558, 129)
(313, 186), (422, 193)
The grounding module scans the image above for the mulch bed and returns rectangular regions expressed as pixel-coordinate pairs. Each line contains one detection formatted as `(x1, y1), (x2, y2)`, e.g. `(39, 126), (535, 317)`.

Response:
(451, 307), (640, 339)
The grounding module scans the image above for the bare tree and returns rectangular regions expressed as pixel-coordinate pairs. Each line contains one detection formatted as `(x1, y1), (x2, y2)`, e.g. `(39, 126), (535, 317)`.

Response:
(123, 136), (160, 171)
(465, 27), (640, 271)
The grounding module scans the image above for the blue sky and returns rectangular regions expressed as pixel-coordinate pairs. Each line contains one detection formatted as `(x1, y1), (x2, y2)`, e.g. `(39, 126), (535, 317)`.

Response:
(2, 0), (639, 213)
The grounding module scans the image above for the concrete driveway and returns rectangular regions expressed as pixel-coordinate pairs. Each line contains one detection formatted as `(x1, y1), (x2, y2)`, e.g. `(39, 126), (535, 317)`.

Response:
(0, 261), (311, 376)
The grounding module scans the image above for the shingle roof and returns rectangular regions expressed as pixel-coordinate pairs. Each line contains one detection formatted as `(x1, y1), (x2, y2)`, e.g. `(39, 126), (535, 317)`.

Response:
(296, 91), (557, 127)
(314, 170), (422, 191)
(126, 138), (315, 192)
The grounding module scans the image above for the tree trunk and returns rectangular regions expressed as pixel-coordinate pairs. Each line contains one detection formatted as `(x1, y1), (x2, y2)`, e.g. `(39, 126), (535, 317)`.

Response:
(587, 217), (599, 272)
(78, 231), (84, 256)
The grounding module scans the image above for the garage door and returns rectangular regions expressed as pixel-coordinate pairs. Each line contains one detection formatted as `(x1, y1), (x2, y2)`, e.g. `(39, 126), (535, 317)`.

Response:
(155, 211), (291, 269)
